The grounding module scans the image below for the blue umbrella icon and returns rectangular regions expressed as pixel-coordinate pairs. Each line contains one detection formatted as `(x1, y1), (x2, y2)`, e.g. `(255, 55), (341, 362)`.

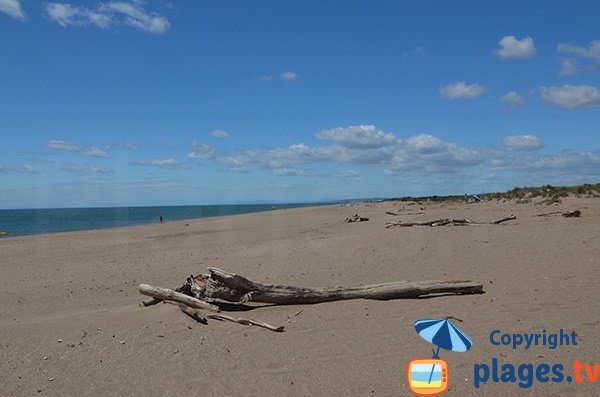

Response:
(415, 317), (472, 383)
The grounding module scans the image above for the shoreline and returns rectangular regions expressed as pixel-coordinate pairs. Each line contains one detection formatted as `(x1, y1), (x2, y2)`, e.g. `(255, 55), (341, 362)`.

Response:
(0, 202), (338, 239)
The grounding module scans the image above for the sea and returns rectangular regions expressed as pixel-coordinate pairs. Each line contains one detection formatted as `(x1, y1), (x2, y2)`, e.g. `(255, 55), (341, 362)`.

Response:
(0, 203), (331, 238)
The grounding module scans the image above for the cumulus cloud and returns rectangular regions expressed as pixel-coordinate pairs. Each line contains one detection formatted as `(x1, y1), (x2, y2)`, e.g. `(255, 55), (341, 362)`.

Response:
(188, 141), (217, 159)
(333, 170), (359, 178)
(540, 85), (600, 109)
(439, 81), (486, 100)
(48, 140), (110, 158)
(281, 71), (298, 81)
(558, 40), (600, 61)
(209, 129), (230, 138)
(315, 125), (398, 148)
(502, 135), (544, 151)
(217, 125), (486, 177)
(0, 0), (26, 20)
(62, 164), (112, 174)
(496, 35), (536, 59)
(150, 159), (183, 169)
(492, 150), (600, 177)
(557, 40), (600, 76)
(501, 91), (525, 108)
(45, 1), (169, 33)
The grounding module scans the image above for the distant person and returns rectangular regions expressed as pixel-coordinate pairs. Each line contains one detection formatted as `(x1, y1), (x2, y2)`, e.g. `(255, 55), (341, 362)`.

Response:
(160, 215), (163, 224)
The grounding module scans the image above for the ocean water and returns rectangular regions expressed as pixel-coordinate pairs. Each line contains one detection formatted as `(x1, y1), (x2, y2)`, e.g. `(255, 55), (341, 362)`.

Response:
(0, 203), (329, 238)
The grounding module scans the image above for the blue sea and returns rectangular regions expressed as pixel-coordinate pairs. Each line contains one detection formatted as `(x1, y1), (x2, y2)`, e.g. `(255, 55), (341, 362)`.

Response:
(0, 203), (330, 238)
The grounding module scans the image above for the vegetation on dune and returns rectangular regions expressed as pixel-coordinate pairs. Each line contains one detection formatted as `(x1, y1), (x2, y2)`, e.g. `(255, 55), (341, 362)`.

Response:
(384, 183), (600, 204)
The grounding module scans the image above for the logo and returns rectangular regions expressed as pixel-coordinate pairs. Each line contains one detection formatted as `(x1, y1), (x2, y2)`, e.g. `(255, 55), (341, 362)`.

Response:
(407, 358), (449, 395)
(407, 317), (472, 396)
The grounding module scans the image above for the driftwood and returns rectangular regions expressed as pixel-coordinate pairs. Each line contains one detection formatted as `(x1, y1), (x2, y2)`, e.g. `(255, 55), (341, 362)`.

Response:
(385, 211), (425, 216)
(562, 210), (581, 218)
(184, 267), (484, 305)
(139, 283), (220, 312)
(177, 303), (208, 324)
(385, 214), (516, 228)
(140, 269), (484, 332)
(206, 314), (285, 332)
(533, 210), (581, 218)
(345, 214), (369, 223)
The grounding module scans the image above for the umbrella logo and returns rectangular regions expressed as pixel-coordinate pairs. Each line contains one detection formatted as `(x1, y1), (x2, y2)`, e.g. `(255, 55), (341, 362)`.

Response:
(407, 317), (472, 396)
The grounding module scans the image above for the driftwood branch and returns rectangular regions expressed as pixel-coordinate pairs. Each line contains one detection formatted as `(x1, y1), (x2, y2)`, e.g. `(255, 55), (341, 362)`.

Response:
(562, 210), (581, 218)
(533, 210), (581, 218)
(139, 284), (220, 312)
(186, 267), (484, 305)
(385, 211), (425, 216)
(385, 214), (516, 228)
(177, 303), (208, 324)
(206, 314), (285, 332)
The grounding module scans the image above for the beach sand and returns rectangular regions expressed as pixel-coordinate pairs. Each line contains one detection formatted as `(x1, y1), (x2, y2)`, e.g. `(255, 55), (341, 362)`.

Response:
(1, 198), (599, 396)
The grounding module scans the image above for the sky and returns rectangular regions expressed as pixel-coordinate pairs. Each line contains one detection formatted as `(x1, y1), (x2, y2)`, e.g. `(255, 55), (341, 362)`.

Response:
(1, 0), (599, 208)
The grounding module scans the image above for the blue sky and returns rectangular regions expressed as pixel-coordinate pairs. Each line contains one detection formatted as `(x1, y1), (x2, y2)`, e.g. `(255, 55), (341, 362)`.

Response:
(1, 0), (599, 208)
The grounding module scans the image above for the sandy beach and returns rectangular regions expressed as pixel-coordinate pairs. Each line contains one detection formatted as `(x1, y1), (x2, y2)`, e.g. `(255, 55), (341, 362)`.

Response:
(1, 198), (599, 396)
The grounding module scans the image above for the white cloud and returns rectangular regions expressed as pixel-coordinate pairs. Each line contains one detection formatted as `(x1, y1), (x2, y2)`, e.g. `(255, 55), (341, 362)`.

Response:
(405, 134), (445, 154)
(62, 164), (112, 174)
(209, 129), (230, 138)
(502, 135), (544, 151)
(218, 126), (486, 177)
(18, 164), (40, 174)
(48, 140), (111, 158)
(558, 40), (600, 61)
(559, 58), (578, 76)
(45, 1), (169, 33)
(383, 168), (397, 177)
(492, 150), (600, 177)
(188, 141), (217, 159)
(100, 2), (170, 33)
(150, 159), (183, 169)
(46, 3), (111, 28)
(333, 170), (359, 178)
(557, 40), (600, 76)
(540, 85), (600, 109)
(0, 0), (25, 20)
(500, 91), (525, 108)
(316, 125), (398, 148)
(281, 71), (298, 81)
(439, 81), (486, 100)
(496, 35), (536, 59)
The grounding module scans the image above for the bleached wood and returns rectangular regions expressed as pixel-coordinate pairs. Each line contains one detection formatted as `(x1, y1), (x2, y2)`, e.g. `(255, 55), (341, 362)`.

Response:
(139, 284), (220, 312)
(186, 267), (484, 305)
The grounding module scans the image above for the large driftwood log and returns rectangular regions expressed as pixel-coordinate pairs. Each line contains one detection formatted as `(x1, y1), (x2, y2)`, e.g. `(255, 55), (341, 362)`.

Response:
(185, 267), (484, 305)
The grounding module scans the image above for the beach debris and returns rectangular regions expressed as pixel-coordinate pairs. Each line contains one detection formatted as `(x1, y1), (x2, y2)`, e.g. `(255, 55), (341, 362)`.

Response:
(139, 268), (484, 332)
(562, 210), (581, 218)
(385, 214), (516, 228)
(206, 313), (285, 332)
(181, 268), (483, 305)
(385, 211), (425, 216)
(345, 214), (369, 223)
(139, 284), (220, 312)
(533, 210), (581, 218)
